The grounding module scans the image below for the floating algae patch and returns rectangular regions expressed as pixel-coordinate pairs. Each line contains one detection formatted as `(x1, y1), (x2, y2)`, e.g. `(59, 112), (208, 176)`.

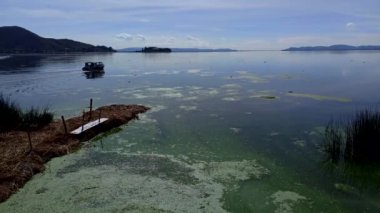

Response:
(137, 113), (158, 124)
(286, 93), (351, 102)
(230, 71), (267, 83)
(144, 70), (181, 75)
(187, 87), (220, 98)
(230, 127), (241, 134)
(149, 105), (167, 113)
(259, 95), (277, 100)
(207, 88), (220, 96)
(179, 105), (198, 111)
(187, 68), (202, 74)
(181, 96), (198, 101)
(224, 89), (240, 96)
(292, 139), (306, 148)
(334, 183), (360, 195)
(221, 84), (242, 89)
(270, 191), (307, 213)
(0, 148), (270, 213)
(56, 152), (199, 184)
(222, 97), (240, 102)
(2, 165), (224, 212)
(132, 93), (150, 99)
(269, 132), (280, 136)
(145, 87), (184, 99)
(250, 90), (278, 100)
(186, 86), (203, 90)
(200, 160), (269, 184)
(92, 127), (123, 141)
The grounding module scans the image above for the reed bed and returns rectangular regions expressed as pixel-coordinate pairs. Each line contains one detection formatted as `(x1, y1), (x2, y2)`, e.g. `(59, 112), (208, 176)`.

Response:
(324, 109), (380, 165)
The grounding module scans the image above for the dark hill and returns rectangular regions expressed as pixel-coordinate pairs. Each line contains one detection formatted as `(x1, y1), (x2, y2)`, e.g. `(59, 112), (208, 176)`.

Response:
(0, 26), (114, 53)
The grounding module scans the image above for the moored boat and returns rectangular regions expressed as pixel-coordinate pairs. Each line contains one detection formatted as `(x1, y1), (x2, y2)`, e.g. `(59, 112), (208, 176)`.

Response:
(82, 62), (104, 71)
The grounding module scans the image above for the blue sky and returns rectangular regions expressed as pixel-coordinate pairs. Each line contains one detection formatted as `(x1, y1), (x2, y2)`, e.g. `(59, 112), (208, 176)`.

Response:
(1, 0), (379, 50)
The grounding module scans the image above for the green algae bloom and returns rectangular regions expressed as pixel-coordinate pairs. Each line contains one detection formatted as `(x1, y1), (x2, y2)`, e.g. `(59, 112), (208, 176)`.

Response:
(228, 71), (268, 83)
(259, 95), (277, 100)
(270, 191), (307, 213)
(286, 93), (351, 102)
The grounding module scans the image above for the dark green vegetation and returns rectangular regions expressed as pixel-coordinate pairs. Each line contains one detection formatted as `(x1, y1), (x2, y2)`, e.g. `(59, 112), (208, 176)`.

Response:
(0, 26), (115, 53)
(284, 44), (380, 51)
(0, 94), (21, 132)
(0, 94), (53, 132)
(323, 109), (380, 165)
(19, 107), (53, 131)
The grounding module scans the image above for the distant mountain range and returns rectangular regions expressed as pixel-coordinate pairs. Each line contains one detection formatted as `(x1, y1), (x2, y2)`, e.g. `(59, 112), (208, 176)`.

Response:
(283, 45), (380, 51)
(119, 47), (237, 52)
(0, 26), (115, 53)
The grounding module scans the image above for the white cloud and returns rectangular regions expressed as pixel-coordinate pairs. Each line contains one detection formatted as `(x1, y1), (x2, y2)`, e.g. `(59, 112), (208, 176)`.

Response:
(135, 34), (147, 41)
(346, 22), (356, 31)
(116, 33), (146, 41)
(5, 1), (378, 50)
(113, 33), (212, 48)
(185, 35), (209, 47)
(186, 35), (199, 41)
(116, 33), (133, 40)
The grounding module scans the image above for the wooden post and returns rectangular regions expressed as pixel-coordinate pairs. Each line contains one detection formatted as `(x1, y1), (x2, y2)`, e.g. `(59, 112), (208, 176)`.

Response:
(61, 116), (68, 135)
(27, 131), (32, 153)
(89, 98), (93, 121)
(98, 109), (101, 123)
(82, 110), (85, 132)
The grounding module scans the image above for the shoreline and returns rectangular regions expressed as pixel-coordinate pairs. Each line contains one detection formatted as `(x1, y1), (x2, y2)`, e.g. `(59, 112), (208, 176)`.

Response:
(0, 104), (149, 202)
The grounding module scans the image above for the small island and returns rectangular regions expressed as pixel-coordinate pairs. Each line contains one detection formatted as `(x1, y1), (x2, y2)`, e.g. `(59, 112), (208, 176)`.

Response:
(137, 47), (172, 53)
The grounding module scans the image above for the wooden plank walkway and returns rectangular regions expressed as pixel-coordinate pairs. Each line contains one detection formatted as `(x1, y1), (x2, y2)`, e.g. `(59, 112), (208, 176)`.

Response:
(70, 118), (108, 135)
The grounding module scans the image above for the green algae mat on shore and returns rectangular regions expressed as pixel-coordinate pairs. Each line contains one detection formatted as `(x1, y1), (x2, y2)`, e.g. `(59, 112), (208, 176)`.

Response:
(1, 51), (380, 212)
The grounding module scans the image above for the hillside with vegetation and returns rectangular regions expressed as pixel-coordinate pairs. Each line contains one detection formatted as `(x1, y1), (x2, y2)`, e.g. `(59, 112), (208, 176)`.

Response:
(0, 26), (115, 53)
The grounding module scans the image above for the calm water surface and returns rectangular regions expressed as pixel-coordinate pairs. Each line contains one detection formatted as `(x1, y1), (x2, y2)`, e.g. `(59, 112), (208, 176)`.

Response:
(0, 51), (379, 212)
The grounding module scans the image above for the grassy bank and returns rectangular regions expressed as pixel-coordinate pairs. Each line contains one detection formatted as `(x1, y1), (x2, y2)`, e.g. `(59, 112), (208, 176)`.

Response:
(0, 94), (53, 132)
(0, 104), (149, 202)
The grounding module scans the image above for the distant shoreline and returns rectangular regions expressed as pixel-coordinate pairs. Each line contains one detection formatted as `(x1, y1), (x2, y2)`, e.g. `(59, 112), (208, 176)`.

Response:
(118, 47), (238, 53)
(2, 49), (380, 56)
(283, 45), (380, 51)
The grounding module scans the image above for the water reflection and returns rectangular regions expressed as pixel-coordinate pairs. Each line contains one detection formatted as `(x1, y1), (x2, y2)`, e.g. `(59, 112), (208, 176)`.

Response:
(83, 71), (105, 79)
(0, 55), (45, 72)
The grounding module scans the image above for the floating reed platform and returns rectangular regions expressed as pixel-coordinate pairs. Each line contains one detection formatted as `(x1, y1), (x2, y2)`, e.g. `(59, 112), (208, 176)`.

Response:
(0, 104), (149, 202)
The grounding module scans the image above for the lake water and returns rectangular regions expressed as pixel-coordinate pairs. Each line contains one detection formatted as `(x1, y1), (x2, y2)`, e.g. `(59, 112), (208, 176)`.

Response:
(0, 51), (379, 212)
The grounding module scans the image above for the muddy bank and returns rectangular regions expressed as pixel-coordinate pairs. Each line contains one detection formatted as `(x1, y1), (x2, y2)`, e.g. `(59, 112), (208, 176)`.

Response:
(0, 104), (149, 202)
